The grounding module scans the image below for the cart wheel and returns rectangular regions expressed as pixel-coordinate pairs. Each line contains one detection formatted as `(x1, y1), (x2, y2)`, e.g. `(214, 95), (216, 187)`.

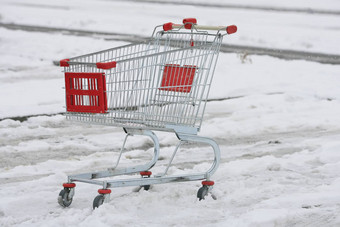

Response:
(143, 185), (150, 191)
(93, 194), (105, 209)
(197, 185), (209, 201)
(58, 188), (73, 207)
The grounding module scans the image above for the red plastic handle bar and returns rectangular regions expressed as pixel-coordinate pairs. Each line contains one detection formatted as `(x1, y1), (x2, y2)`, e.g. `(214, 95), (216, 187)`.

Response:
(163, 18), (237, 35)
(96, 61), (117, 69)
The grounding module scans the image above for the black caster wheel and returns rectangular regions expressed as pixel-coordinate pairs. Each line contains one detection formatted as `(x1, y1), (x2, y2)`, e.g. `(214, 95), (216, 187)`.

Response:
(58, 183), (76, 207)
(143, 185), (150, 191)
(197, 185), (209, 201)
(93, 194), (105, 209)
(93, 189), (111, 209)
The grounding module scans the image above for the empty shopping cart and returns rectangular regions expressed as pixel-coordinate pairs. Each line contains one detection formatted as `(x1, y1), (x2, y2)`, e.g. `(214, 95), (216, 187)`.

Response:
(58, 18), (237, 209)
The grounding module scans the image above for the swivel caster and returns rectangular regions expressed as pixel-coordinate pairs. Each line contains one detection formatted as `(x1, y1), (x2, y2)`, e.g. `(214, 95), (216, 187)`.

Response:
(140, 171), (152, 191)
(58, 183), (76, 207)
(197, 181), (215, 201)
(93, 189), (111, 209)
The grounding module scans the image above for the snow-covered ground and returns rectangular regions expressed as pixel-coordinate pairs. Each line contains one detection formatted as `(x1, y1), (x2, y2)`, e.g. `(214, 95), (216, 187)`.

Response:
(1, 0), (340, 226)
(1, 0), (340, 54)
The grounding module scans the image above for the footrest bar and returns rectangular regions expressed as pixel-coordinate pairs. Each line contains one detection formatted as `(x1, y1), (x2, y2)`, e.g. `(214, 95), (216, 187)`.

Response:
(69, 173), (207, 188)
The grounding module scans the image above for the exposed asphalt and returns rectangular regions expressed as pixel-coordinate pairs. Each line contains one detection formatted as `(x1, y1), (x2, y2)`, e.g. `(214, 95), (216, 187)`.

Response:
(1, 22), (340, 65)
(120, 0), (340, 16)
(0, 92), (284, 122)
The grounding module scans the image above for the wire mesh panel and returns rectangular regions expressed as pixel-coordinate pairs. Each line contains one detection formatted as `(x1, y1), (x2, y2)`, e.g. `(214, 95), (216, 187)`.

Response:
(62, 28), (223, 132)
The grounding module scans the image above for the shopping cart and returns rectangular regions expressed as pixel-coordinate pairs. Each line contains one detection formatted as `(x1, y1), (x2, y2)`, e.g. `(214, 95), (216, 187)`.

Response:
(58, 18), (237, 209)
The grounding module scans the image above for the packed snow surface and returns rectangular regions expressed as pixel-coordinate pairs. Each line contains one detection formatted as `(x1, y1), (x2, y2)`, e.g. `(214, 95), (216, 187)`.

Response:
(0, 0), (340, 226)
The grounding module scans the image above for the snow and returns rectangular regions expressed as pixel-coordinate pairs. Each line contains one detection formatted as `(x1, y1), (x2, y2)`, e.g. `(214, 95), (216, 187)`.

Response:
(1, 0), (340, 54)
(1, 0), (340, 226)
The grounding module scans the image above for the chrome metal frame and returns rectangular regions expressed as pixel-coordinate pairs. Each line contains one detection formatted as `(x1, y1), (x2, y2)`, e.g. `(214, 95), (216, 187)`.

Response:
(68, 127), (220, 190)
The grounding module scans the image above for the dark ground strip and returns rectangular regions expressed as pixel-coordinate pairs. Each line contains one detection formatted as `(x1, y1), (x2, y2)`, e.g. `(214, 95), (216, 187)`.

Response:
(1, 94), (288, 122)
(0, 96), (243, 122)
(120, 0), (340, 16)
(1, 22), (340, 65)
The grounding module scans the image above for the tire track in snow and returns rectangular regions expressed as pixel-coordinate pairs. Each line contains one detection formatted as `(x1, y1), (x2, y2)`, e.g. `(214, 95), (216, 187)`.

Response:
(1, 127), (338, 184)
(1, 22), (340, 65)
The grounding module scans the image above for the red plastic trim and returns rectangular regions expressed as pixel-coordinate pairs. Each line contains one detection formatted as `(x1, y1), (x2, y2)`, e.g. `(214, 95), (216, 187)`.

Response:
(159, 64), (197, 93)
(183, 18), (197, 29)
(202, 181), (214, 186)
(163, 22), (174, 31)
(98, 189), (112, 194)
(96, 61), (117, 70)
(226, 25), (237, 34)
(60, 59), (70, 67)
(140, 171), (152, 176)
(63, 183), (76, 188)
(65, 72), (107, 113)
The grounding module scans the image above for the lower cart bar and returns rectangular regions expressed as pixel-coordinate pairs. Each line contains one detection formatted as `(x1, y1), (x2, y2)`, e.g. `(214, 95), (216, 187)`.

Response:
(70, 173), (207, 188)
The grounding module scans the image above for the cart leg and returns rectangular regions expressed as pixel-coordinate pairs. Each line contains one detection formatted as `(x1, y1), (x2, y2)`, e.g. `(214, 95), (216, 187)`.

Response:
(111, 133), (129, 170)
(156, 141), (183, 177)
(176, 133), (220, 200)
(68, 128), (160, 183)
(176, 133), (220, 180)
(106, 128), (160, 175)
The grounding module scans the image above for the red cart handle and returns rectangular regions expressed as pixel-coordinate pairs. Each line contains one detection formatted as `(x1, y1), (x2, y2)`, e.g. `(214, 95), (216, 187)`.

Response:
(183, 18), (197, 29)
(59, 59), (117, 69)
(163, 18), (237, 34)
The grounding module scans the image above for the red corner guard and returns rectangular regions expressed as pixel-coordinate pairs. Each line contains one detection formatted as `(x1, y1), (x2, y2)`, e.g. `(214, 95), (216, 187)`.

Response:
(98, 189), (112, 194)
(63, 183), (76, 188)
(60, 59), (70, 67)
(163, 22), (174, 31)
(226, 25), (237, 34)
(96, 61), (117, 70)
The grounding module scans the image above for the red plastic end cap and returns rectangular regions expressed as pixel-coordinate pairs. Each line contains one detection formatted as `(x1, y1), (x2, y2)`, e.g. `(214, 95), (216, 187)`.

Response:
(140, 171), (152, 176)
(202, 181), (214, 186)
(163, 22), (174, 31)
(183, 18), (197, 29)
(96, 61), (117, 70)
(63, 183), (76, 188)
(98, 189), (112, 194)
(226, 25), (237, 34)
(60, 59), (70, 67)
